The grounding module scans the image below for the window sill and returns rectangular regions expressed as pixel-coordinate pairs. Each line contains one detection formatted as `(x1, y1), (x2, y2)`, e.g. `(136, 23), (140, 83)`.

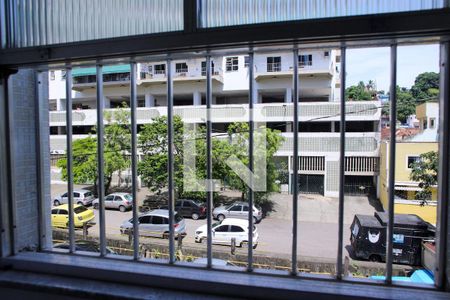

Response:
(0, 252), (449, 299)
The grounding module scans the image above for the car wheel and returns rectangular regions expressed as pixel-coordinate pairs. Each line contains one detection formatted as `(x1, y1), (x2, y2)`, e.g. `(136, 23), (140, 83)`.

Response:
(252, 244), (257, 250)
(119, 205), (126, 212)
(163, 232), (169, 239)
(217, 214), (225, 221)
(54, 200), (60, 206)
(94, 203), (99, 210)
(253, 216), (258, 224)
(369, 254), (382, 263)
(191, 213), (199, 220)
(240, 241), (248, 248)
(77, 201), (83, 206)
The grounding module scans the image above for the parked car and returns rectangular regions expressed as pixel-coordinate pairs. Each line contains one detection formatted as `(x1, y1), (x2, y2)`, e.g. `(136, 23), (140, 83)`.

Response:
(192, 257), (231, 266)
(51, 204), (95, 228)
(92, 193), (133, 212)
(194, 218), (258, 249)
(213, 201), (262, 223)
(53, 189), (94, 206)
(53, 240), (117, 254)
(350, 212), (435, 265)
(160, 199), (206, 220)
(120, 209), (186, 239)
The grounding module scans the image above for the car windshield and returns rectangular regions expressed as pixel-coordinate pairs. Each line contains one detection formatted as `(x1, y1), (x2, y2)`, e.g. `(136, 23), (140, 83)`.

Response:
(84, 192), (93, 197)
(212, 221), (221, 228)
(74, 206), (88, 214)
(123, 194), (133, 201)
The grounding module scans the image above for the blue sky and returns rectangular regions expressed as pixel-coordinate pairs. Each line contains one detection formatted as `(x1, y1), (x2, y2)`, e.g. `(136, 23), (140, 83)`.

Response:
(346, 44), (439, 92)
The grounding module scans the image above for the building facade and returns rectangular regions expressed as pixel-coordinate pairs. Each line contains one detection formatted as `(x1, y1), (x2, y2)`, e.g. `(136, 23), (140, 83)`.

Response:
(379, 102), (439, 224)
(48, 49), (381, 197)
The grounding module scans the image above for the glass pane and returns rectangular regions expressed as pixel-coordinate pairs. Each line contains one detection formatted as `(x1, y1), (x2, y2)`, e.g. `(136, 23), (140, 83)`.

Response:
(200, 0), (445, 28)
(5, 0), (183, 48)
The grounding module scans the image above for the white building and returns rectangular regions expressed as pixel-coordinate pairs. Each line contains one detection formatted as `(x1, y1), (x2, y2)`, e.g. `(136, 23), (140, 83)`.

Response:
(48, 49), (381, 197)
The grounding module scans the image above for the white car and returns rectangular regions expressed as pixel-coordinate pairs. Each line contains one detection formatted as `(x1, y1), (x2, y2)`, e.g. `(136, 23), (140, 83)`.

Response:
(194, 218), (258, 249)
(53, 189), (94, 206)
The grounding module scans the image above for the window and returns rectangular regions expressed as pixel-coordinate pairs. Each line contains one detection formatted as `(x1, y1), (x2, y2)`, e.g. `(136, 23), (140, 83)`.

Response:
(51, 209), (58, 214)
(201, 61), (215, 76)
(174, 213), (183, 223)
(74, 206), (87, 214)
(175, 201), (182, 207)
(298, 54), (313, 67)
(231, 225), (244, 232)
(50, 71), (55, 80)
(243, 206), (249, 212)
(84, 192), (93, 197)
(423, 119), (428, 129)
(59, 209), (68, 215)
(152, 216), (164, 225)
(226, 57), (239, 72)
(244, 56), (250, 67)
(175, 62), (188, 73)
(61, 192), (68, 197)
(114, 196), (122, 201)
(183, 201), (192, 207)
(74, 192), (80, 198)
(430, 118), (436, 129)
(407, 156), (420, 168)
(61, 70), (67, 80)
(105, 195), (114, 201)
(215, 225), (229, 232)
(267, 56), (281, 72)
(154, 64), (166, 75)
(324, 51), (330, 57)
(139, 216), (151, 224)
(230, 205), (242, 212)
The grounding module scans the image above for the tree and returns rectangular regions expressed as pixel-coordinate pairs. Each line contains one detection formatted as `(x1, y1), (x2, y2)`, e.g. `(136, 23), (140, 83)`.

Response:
(383, 86), (417, 124)
(345, 80), (377, 101)
(410, 151), (438, 204)
(410, 72), (439, 102)
(57, 105), (131, 194)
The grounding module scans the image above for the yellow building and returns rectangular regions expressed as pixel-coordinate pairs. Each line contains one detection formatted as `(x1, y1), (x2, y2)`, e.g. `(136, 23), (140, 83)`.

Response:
(379, 102), (439, 225)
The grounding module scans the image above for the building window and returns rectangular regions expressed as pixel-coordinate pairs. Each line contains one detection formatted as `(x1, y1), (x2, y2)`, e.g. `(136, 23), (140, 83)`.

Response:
(267, 56), (281, 72)
(298, 54), (313, 67)
(244, 56), (250, 68)
(324, 51), (330, 57)
(175, 62), (188, 73)
(61, 70), (67, 80)
(226, 57), (239, 72)
(407, 156), (421, 168)
(430, 118), (436, 129)
(154, 64), (166, 75)
(50, 71), (55, 80)
(423, 119), (428, 129)
(201, 61), (215, 76)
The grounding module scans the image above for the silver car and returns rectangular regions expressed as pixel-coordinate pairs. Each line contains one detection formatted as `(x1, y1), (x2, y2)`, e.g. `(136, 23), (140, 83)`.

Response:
(53, 189), (94, 206)
(92, 193), (133, 212)
(120, 209), (186, 239)
(213, 201), (262, 223)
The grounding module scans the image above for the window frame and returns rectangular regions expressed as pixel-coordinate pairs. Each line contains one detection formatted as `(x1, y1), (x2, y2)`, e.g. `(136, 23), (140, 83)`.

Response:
(225, 57), (239, 72)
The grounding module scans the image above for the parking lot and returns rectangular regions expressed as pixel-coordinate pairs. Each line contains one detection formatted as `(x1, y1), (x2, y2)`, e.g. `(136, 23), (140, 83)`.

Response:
(51, 184), (376, 261)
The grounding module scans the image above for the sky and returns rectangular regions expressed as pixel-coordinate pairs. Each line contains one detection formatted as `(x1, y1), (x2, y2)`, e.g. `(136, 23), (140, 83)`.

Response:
(346, 44), (439, 92)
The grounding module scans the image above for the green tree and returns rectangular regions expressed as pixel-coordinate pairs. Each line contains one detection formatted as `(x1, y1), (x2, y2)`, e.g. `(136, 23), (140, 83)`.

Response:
(57, 105), (131, 194)
(410, 151), (438, 204)
(345, 80), (377, 101)
(410, 72), (439, 102)
(383, 86), (416, 124)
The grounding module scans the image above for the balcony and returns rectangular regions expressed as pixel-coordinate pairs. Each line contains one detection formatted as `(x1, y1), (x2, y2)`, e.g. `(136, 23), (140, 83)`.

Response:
(255, 65), (333, 80)
(139, 66), (224, 86)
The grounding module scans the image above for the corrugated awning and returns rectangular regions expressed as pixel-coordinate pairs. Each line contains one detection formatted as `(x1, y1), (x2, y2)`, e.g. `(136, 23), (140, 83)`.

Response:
(72, 65), (131, 77)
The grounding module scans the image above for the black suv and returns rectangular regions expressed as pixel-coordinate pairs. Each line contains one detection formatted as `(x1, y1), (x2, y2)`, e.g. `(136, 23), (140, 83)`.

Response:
(176, 199), (207, 220)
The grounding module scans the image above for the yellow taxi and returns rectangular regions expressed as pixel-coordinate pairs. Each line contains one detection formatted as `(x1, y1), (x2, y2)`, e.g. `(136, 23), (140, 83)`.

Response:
(51, 204), (95, 228)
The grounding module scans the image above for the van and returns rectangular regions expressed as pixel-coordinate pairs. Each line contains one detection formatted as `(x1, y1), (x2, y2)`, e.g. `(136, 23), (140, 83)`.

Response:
(350, 212), (434, 265)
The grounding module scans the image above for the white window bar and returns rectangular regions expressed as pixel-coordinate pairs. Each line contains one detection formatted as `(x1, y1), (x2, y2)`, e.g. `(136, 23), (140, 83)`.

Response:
(206, 55), (213, 268)
(167, 58), (175, 264)
(34, 70), (46, 251)
(337, 46), (346, 280)
(65, 67), (75, 253)
(96, 64), (107, 257)
(386, 44), (397, 284)
(130, 62), (140, 260)
(291, 48), (299, 275)
(436, 41), (449, 289)
(248, 51), (255, 271)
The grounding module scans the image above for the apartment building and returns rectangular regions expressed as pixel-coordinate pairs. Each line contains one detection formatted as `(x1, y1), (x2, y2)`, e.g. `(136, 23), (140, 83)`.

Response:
(48, 49), (381, 197)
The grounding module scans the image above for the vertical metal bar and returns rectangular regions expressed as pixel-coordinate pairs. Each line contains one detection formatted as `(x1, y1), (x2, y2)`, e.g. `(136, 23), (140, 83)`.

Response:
(247, 51), (254, 271)
(65, 67), (75, 253)
(167, 58), (175, 264)
(5, 70), (17, 255)
(34, 70), (45, 251)
(291, 48), (299, 275)
(336, 46), (346, 280)
(96, 64), (106, 257)
(206, 54), (213, 268)
(130, 62), (140, 260)
(386, 44), (397, 285)
(435, 41), (449, 289)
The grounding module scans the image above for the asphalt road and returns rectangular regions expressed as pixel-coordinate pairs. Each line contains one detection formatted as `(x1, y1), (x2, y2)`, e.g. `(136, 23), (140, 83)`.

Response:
(71, 208), (352, 261)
